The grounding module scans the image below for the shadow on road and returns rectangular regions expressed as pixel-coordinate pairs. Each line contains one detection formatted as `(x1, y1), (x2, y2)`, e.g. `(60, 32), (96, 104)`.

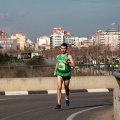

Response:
(58, 104), (113, 111)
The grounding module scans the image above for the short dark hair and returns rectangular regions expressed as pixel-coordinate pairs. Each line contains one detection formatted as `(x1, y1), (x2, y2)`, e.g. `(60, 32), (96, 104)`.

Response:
(60, 43), (68, 49)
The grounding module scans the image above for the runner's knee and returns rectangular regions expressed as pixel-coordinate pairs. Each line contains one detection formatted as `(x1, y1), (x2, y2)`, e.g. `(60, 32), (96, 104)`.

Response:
(57, 86), (62, 91)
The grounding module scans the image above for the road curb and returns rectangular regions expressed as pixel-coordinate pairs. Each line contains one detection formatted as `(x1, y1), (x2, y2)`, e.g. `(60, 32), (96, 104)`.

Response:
(0, 91), (5, 95)
(0, 88), (113, 96)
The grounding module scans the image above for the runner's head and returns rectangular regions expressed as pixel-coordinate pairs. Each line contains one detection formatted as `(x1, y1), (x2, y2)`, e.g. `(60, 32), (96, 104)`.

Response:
(60, 43), (68, 54)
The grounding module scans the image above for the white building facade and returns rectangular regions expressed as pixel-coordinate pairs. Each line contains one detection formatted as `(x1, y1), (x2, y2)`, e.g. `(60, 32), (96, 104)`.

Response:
(35, 36), (50, 51)
(50, 27), (64, 48)
(75, 37), (93, 48)
(50, 27), (75, 48)
(92, 29), (120, 51)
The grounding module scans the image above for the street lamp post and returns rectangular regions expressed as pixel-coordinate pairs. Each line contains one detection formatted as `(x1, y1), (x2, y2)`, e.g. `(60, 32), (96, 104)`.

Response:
(87, 34), (89, 63)
(111, 23), (116, 63)
(118, 25), (120, 62)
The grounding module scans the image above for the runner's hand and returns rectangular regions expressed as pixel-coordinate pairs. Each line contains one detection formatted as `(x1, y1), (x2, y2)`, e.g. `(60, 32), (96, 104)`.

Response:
(54, 72), (57, 77)
(62, 60), (71, 65)
(62, 60), (69, 64)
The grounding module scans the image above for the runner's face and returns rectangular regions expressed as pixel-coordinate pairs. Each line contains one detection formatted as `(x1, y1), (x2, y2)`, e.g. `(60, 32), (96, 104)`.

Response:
(60, 46), (67, 54)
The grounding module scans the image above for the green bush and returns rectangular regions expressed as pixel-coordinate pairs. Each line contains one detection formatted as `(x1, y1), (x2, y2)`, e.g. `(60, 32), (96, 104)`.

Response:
(25, 56), (46, 65)
(0, 53), (10, 65)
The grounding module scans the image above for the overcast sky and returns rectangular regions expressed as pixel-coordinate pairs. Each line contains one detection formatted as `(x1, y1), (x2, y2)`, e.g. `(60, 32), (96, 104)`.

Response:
(0, 0), (120, 42)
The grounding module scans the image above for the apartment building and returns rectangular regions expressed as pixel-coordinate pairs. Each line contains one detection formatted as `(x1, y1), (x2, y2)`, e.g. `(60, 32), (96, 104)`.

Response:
(50, 27), (64, 48)
(64, 31), (75, 47)
(93, 29), (120, 51)
(0, 38), (17, 52)
(50, 27), (75, 48)
(0, 31), (7, 39)
(10, 32), (26, 50)
(25, 39), (34, 49)
(75, 37), (93, 48)
(36, 36), (50, 50)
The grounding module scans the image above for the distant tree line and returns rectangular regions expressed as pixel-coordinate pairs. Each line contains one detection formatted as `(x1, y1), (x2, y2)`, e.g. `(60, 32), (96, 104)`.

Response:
(0, 53), (10, 65)
(26, 56), (46, 65)
(0, 52), (46, 66)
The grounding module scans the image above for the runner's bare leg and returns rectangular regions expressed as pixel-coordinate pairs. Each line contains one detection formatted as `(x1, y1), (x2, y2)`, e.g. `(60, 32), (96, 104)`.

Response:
(57, 76), (63, 104)
(64, 80), (70, 100)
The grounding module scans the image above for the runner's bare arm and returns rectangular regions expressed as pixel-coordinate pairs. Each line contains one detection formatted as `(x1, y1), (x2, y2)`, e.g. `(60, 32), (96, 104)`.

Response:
(54, 55), (58, 76)
(68, 55), (75, 67)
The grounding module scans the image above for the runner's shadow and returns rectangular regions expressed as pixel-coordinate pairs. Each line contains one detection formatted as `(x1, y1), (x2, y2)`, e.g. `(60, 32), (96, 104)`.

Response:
(57, 103), (113, 111)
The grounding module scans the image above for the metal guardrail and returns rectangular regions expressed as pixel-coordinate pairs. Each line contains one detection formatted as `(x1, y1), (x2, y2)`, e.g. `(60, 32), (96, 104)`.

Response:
(0, 64), (118, 78)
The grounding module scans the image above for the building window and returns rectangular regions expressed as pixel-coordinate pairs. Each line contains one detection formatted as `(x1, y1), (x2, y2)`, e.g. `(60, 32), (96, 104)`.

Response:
(1, 45), (6, 48)
(0, 41), (4, 43)
(7, 45), (12, 48)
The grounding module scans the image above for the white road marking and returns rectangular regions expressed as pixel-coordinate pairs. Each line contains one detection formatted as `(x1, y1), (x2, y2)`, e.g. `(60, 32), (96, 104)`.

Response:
(87, 88), (109, 92)
(66, 106), (104, 120)
(5, 91), (28, 95)
(48, 90), (65, 94)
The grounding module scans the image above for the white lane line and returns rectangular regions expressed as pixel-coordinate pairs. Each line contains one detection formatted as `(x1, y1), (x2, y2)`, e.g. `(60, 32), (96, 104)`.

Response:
(66, 106), (104, 120)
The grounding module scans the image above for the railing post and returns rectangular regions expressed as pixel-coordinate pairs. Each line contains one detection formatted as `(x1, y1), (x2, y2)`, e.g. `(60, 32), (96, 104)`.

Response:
(113, 70), (120, 120)
(31, 66), (33, 77)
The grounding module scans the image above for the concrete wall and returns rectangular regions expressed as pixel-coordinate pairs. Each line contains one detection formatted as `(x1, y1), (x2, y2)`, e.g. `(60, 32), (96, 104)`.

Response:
(0, 76), (118, 91)
(0, 76), (120, 120)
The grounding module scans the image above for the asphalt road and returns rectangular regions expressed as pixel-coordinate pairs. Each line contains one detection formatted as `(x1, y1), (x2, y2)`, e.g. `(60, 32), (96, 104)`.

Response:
(0, 92), (113, 120)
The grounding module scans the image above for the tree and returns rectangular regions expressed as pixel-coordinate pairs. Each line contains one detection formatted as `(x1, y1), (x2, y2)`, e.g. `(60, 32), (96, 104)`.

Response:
(0, 53), (10, 65)
(26, 55), (46, 65)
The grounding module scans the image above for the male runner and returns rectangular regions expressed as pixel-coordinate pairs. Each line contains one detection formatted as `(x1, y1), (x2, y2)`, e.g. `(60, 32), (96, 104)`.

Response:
(54, 43), (75, 109)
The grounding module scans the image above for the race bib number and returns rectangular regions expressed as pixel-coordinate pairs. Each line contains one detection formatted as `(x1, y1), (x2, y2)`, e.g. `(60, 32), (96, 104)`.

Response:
(59, 63), (65, 70)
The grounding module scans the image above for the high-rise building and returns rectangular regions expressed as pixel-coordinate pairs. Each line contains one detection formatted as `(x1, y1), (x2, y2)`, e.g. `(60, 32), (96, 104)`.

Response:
(10, 32), (26, 50)
(50, 27), (75, 48)
(50, 27), (64, 48)
(92, 29), (120, 51)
